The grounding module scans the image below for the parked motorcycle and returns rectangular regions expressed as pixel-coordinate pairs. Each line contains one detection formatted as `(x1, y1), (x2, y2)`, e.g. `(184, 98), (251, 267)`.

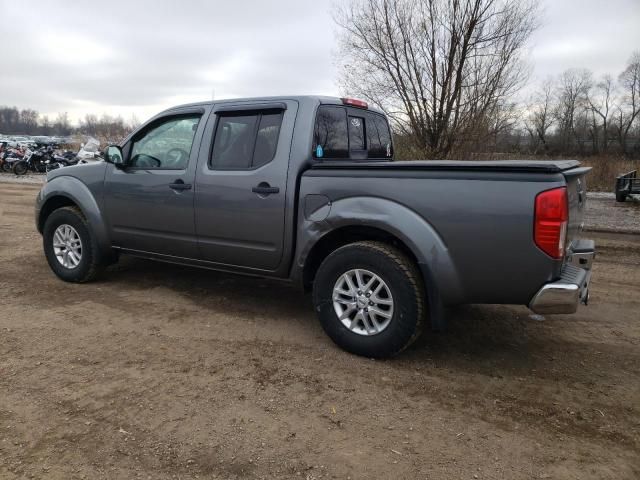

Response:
(53, 150), (81, 166)
(0, 142), (8, 171)
(12, 147), (52, 175)
(2, 146), (28, 172)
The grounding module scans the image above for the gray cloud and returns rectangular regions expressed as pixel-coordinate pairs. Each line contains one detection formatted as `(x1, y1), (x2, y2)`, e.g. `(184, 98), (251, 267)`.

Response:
(529, 0), (640, 82)
(0, 0), (638, 123)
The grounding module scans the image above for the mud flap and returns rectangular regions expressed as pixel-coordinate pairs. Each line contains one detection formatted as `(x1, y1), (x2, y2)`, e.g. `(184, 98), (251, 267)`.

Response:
(420, 262), (447, 331)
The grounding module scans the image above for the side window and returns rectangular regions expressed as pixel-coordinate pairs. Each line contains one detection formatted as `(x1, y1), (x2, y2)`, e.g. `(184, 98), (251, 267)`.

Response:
(130, 116), (200, 169)
(211, 114), (258, 169)
(211, 111), (283, 169)
(253, 112), (283, 168)
(313, 106), (348, 158)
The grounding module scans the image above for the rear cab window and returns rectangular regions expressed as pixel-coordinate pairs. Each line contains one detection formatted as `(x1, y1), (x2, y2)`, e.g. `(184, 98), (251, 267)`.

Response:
(313, 105), (393, 161)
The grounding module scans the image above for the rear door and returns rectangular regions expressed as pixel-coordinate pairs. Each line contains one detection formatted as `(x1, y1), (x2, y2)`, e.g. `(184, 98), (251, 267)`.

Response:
(194, 100), (298, 271)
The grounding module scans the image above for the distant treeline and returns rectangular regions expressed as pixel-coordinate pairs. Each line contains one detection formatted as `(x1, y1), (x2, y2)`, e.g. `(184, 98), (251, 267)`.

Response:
(0, 107), (138, 140)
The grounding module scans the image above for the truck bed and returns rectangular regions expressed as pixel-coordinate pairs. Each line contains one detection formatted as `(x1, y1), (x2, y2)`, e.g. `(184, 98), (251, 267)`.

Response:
(311, 159), (581, 174)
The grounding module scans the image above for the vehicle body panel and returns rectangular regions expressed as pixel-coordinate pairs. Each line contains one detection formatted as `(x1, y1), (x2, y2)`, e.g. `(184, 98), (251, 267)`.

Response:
(36, 162), (110, 252)
(298, 168), (565, 305)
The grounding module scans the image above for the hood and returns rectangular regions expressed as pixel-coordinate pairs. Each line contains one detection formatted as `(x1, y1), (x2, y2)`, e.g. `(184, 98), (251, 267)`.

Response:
(46, 160), (107, 183)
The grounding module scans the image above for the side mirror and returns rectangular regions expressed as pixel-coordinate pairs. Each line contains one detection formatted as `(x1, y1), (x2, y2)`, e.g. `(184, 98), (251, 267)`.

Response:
(105, 145), (124, 167)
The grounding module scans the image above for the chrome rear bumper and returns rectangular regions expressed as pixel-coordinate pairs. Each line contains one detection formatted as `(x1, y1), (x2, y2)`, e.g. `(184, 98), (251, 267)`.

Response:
(529, 240), (595, 315)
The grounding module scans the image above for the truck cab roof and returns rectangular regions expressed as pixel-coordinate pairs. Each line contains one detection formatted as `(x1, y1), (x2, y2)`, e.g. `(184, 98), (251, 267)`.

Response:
(159, 96), (386, 116)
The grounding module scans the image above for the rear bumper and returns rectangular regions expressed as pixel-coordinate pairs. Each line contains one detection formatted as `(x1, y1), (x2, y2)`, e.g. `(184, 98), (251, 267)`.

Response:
(529, 240), (595, 315)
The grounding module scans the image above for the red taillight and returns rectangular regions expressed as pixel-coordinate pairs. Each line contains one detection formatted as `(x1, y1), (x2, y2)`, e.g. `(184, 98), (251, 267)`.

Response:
(341, 97), (368, 109)
(534, 187), (568, 259)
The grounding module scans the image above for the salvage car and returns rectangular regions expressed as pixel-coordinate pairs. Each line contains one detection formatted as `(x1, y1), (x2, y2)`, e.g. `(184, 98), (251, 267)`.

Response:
(35, 96), (595, 357)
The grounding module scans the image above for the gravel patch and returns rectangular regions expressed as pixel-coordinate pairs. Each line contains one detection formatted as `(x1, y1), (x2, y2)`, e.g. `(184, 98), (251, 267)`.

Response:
(0, 172), (46, 185)
(584, 195), (640, 234)
(587, 191), (615, 199)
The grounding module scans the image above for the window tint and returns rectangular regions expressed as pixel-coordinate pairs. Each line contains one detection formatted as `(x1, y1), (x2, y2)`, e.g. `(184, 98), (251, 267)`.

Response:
(374, 115), (393, 158)
(349, 116), (365, 151)
(130, 116), (200, 169)
(313, 106), (348, 158)
(211, 111), (283, 169)
(211, 115), (258, 169)
(366, 112), (385, 158)
(313, 105), (393, 160)
(253, 112), (283, 168)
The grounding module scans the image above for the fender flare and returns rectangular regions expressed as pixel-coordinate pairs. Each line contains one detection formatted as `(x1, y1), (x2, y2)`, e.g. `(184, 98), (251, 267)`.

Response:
(37, 176), (111, 253)
(297, 196), (464, 305)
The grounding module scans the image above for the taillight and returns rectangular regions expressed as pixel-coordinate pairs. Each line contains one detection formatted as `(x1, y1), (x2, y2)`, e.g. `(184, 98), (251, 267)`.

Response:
(341, 98), (368, 109)
(534, 187), (568, 259)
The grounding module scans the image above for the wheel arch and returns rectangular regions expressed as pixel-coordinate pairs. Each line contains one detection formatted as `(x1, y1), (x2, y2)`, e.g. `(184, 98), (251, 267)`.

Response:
(38, 195), (79, 233)
(37, 176), (111, 253)
(302, 225), (419, 290)
(295, 195), (464, 328)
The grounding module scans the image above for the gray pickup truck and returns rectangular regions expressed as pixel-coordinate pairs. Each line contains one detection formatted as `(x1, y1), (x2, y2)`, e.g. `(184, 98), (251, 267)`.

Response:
(35, 96), (595, 357)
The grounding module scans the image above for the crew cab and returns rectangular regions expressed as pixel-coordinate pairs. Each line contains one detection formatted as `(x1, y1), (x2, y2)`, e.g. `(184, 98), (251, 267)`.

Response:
(35, 96), (595, 357)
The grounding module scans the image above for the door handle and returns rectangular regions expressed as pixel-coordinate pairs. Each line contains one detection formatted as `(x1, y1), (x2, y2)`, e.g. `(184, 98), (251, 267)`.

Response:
(252, 183), (280, 195)
(169, 180), (192, 191)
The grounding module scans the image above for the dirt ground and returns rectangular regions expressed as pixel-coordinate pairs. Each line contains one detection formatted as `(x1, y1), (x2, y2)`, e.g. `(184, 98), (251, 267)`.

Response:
(583, 194), (640, 234)
(0, 182), (639, 480)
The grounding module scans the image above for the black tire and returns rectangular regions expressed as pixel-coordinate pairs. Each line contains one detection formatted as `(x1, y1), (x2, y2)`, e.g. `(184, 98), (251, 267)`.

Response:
(313, 241), (426, 358)
(616, 192), (627, 202)
(2, 162), (12, 172)
(43, 206), (104, 282)
(12, 161), (27, 175)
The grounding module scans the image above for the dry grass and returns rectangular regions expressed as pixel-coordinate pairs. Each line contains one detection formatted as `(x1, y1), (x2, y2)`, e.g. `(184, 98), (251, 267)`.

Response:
(394, 144), (639, 192)
(579, 156), (640, 192)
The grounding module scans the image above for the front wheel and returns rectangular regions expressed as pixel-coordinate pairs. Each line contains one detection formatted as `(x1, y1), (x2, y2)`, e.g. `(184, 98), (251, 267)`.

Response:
(43, 207), (104, 282)
(313, 241), (426, 358)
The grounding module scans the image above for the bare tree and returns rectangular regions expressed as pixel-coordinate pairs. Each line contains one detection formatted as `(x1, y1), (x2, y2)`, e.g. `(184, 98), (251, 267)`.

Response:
(335, 0), (539, 158)
(524, 78), (554, 153)
(553, 68), (591, 153)
(40, 115), (51, 135)
(615, 52), (640, 154)
(54, 112), (71, 136)
(82, 114), (99, 135)
(586, 75), (615, 153)
(129, 113), (141, 130)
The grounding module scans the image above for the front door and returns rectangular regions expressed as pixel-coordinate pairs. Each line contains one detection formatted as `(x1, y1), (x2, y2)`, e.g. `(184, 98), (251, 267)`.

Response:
(194, 101), (297, 271)
(104, 112), (204, 258)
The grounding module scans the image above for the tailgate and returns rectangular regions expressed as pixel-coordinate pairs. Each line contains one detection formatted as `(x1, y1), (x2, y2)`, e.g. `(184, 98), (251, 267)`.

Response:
(563, 167), (591, 247)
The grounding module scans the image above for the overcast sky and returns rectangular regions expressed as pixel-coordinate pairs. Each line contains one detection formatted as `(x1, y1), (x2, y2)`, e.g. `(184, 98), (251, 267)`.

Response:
(1, 0), (638, 124)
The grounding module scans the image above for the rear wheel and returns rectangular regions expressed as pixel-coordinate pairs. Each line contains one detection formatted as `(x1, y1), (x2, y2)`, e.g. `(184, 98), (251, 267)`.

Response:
(12, 161), (27, 175)
(43, 207), (104, 282)
(616, 192), (627, 202)
(313, 241), (426, 358)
